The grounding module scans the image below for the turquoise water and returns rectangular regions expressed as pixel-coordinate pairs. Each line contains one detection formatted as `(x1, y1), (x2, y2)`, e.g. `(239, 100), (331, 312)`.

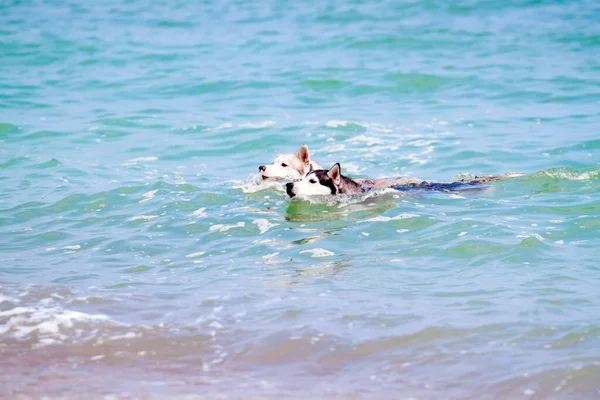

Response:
(1, 0), (600, 398)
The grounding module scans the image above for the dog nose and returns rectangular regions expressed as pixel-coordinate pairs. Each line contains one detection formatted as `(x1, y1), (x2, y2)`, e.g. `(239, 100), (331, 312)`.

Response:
(285, 182), (295, 197)
(259, 165), (266, 172)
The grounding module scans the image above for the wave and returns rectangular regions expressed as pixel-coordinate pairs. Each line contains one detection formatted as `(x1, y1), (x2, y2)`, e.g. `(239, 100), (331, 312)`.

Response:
(520, 167), (600, 182)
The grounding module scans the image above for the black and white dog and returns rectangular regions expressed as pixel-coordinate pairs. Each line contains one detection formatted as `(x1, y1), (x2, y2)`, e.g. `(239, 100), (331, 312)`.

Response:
(286, 163), (507, 198)
(286, 163), (361, 197)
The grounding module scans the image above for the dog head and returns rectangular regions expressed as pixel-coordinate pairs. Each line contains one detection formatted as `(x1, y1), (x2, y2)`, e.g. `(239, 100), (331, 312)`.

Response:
(286, 163), (341, 198)
(258, 144), (316, 180)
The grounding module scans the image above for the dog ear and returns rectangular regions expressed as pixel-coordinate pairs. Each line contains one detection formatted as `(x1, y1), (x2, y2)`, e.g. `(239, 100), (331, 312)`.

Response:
(297, 144), (310, 166)
(327, 163), (341, 186)
(308, 163), (314, 174)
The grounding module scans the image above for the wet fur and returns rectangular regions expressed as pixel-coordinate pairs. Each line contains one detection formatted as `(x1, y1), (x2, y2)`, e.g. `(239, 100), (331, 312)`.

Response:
(259, 144), (322, 180)
(287, 163), (512, 198)
(287, 163), (363, 197)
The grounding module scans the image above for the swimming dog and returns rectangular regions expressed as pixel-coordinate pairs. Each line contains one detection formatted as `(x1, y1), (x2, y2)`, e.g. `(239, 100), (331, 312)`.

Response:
(258, 144), (322, 180)
(259, 145), (422, 186)
(286, 163), (361, 197)
(286, 163), (507, 198)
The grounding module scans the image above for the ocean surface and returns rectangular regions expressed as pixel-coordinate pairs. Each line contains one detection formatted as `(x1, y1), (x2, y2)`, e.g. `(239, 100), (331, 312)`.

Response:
(1, 0), (600, 398)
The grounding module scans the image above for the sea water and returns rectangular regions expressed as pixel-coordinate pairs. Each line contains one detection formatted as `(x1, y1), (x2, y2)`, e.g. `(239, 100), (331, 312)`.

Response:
(1, 0), (599, 398)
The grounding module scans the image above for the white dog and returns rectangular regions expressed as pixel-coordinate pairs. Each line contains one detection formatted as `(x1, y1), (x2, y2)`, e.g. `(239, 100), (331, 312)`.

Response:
(258, 144), (322, 180)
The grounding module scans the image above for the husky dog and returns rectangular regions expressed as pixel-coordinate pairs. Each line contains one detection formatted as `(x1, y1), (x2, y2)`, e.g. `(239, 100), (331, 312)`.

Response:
(258, 144), (322, 180)
(286, 163), (507, 198)
(286, 163), (362, 197)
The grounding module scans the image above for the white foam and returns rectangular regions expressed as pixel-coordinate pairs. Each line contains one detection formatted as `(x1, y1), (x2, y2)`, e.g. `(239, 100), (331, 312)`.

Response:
(122, 157), (158, 166)
(212, 122), (232, 131)
(62, 245), (81, 250)
(128, 215), (158, 222)
(300, 248), (334, 258)
(186, 251), (205, 258)
(263, 252), (279, 259)
(108, 332), (139, 341)
(234, 174), (287, 194)
(262, 252), (288, 265)
(252, 218), (278, 234)
(139, 189), (158, 204)
(516, 233), (545, 241)
(209, 222), (245, 232)
(0, 304), (108, 345)
(541, 170), (595, 181)
(405, 146), (434, 165)
(346, 135), (384, 146)
(324, 143), (347, 153)
(368, 123), (393, 133)
(238, 120), (276, 129)
(0, 306), (34, 318)
(408, 139), (437, 147)
(326, 120), (361, 128)
(292, 188), (399, 208)
(342, 162), (361, 175)
(0, 294), (19, 304)
(570, 240), (589, 245)
(189, 207), (207, 218)
(361, 213), (419, 223)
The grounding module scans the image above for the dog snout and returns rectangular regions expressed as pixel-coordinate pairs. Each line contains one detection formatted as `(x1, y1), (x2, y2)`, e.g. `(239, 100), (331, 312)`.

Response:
(259, 165), (266, 172)
(285, 182), (295, 198)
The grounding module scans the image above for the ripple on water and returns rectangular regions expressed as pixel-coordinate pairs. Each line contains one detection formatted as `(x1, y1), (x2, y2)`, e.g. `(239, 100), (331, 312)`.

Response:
(1, 0), (600, 397)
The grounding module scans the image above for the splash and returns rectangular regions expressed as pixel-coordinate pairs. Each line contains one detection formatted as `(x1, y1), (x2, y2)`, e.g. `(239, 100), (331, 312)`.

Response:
(533, 167), (600, 181)
(0, 291), (109, 348)
(300, 248), (334, 258)
(451, 172), (525, 182)
(253, 218), (279, 234)
(234, 173), (290, 194)
(289, 188), (402, 208)
(209, 222), (245, 232)
(486, 167), (600, 183)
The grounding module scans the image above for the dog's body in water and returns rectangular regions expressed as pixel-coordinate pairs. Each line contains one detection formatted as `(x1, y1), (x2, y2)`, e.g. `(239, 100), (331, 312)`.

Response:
(286, 163), (509, 198)
(258, 145), (514, 198)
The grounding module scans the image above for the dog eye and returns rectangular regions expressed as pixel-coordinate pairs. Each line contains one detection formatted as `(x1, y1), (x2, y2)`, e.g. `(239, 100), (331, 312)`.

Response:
(281, 163), (288, 167)
(309, 179), (316, 184)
